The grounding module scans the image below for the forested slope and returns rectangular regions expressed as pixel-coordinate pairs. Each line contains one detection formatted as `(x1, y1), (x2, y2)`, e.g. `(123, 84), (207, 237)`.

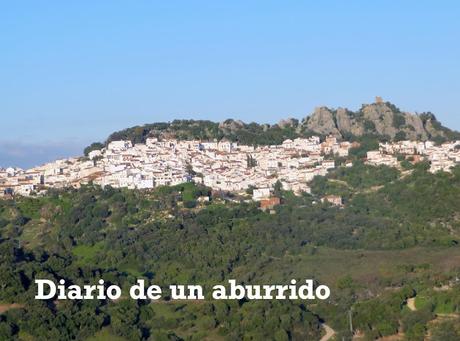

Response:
(1, 165), (460, 340)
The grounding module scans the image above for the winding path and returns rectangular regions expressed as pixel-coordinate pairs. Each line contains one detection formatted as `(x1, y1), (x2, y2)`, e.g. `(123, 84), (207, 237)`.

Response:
(320, 323), (336, 341)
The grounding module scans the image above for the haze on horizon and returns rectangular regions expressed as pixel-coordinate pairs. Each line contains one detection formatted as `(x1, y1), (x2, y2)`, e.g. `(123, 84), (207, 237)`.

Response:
(1, 1), (459, 168)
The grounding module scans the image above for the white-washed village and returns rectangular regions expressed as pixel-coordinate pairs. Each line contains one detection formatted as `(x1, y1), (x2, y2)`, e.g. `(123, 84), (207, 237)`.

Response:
(1, 135), (460, 203)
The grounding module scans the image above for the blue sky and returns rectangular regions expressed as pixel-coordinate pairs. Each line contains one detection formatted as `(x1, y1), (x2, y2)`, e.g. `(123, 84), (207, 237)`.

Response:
(1, 1), (459, 167)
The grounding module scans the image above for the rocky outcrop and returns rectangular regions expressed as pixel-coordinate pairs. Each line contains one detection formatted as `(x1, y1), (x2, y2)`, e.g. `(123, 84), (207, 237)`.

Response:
(360, 102), (398, 137)
(336, 108), (364, 136)
(404, 113), (428, 140)
(277, 118), (299, 128)
(304, 107), (341, 137)
(300, 99), (453, 140)
(424, 119), (442, 138)
(219, 119), (245, 133)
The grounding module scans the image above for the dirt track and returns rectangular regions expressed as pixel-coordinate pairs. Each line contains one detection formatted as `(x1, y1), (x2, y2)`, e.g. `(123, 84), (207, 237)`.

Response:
(320, 323), (335, 341)
(0, 303), (24, 314)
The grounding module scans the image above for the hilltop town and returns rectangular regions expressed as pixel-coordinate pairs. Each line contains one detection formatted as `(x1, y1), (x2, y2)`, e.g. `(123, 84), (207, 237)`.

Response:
(1, 134), (460, 201)
(0, 136), (346, 199)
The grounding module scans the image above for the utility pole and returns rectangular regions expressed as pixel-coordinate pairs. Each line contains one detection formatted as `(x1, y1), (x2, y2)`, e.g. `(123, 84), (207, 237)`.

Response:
(349, 308), (353, 334)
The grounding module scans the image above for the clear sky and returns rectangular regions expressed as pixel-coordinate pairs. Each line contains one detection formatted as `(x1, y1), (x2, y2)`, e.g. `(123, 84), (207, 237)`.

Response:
(1, 1), (459, 167)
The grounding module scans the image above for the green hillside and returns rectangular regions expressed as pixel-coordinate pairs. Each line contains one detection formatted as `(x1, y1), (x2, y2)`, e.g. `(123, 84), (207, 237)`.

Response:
(1, 164), (460, 340)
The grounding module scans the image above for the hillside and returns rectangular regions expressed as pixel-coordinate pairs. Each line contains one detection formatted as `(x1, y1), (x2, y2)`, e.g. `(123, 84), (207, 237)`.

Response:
(1, 163), (460, 340)
(3, 100), (460, 340)
(84, 99), (460, 155)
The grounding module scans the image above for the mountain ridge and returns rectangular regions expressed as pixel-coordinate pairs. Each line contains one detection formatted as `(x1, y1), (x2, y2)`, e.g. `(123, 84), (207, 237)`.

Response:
(84, 98), (460, 155)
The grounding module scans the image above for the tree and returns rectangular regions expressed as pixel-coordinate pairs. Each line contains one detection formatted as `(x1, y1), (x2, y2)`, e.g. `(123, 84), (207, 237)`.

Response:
(395, 131), (407, 141)
(83, 142), (104, 156)
(273, 180), (283, 197)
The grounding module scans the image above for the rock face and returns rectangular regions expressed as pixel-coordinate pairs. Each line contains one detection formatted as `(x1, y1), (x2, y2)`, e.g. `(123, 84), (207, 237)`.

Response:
(219, 119), (245, 133)
(360, 102), (398, 137)
(304, 107), (341, 136)
(404, 113), (428, 140)
(301, 100), (450, 140)
(278, 118), (298, 128)
(336, 108), (364, 136)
